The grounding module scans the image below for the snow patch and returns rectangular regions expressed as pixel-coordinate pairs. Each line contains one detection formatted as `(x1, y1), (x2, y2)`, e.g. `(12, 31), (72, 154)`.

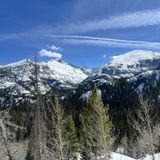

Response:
(80, 90), (101, 101)
(80, 91), (92, 101)
(137, 83), (145, 92)
(111, 152), (135, 160)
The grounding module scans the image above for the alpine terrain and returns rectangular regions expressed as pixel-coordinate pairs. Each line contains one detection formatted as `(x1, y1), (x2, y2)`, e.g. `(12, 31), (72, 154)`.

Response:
(1, 50), (160, 160)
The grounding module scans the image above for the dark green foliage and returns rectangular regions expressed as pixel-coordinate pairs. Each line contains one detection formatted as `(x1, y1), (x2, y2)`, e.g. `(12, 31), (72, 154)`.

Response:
(100, 79), (139, 145)
(65, 115), (80, 159)
(16, 128), (22, 142)
(80, 87), (114, 159)
(25, 149), (33, 160)
(9, 104), (34, 138)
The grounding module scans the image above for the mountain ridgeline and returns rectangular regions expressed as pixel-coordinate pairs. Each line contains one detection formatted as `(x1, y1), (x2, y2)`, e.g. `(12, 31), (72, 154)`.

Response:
(1, 50), (160, 118)
(1, 50), (160, 158)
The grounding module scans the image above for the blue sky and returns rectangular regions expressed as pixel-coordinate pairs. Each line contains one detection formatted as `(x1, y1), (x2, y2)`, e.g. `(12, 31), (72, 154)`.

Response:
(1, 0), (160, 68)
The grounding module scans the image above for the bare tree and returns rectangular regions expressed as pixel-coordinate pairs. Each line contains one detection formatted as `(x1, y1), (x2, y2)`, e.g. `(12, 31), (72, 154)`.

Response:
(46, 96), (68, 160)
(128, 96), (160, 160)
(46, 96), (79, 160)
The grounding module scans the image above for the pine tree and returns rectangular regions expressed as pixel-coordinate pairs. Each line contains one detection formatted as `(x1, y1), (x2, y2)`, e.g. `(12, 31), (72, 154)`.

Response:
(46, 96), (80, 160)
(80, 87), (114, 160)
(65, 115), (80, 159)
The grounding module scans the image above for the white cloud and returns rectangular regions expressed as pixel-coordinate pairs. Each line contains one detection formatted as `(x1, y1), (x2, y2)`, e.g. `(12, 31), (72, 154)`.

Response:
(47, 45), (61, 51)
(47, 35), (160, 50)
(39, 49), (62, 59)
(103, 54), (107, 58)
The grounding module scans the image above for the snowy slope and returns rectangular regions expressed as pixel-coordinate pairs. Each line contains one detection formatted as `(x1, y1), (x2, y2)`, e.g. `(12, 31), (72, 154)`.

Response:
(46, 59), (88, 84)
(0, 59), (88, 96)
(0, 59), (30, 68)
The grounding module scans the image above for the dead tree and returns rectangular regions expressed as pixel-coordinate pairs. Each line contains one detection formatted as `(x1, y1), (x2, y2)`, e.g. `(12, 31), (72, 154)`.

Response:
(128, 96), (160, 160)
(30, 56), (46, 160)
(0, 118), (14, 160)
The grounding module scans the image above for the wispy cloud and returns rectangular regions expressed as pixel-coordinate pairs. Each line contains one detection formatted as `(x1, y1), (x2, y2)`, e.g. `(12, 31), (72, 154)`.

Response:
(0, 33), (33, 41)
(1, 32), (160, 50)
(47, 35), (160, 50)
(39, 49), (62, 59)
(49, 9), (160, 34)
(2, 8), (160, 51)
(2, 9), (160, 39)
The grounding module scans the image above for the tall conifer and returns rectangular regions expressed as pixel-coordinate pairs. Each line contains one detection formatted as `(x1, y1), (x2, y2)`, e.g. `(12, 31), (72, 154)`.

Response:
(80, 88), (114, 160)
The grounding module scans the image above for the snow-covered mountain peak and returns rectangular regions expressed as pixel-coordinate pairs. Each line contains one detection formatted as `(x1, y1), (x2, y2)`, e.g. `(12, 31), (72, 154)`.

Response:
(0, 59), (89, 97)
(100, 50), (160, 78)
(46, 59), (88, 84)
(109, 50), (160, 67)
(49, 59), (85, 73)
(0, 59), (32, 68)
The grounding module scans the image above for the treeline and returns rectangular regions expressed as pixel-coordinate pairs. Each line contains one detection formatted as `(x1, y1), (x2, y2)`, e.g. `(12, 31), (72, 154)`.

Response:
(4, 86), (160, 160)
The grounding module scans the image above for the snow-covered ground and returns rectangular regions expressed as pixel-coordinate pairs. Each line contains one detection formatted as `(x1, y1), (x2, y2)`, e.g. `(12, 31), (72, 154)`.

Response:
(77, 152), (160, 160)
(143, 154), (160, 160)
(111, 152), (160, 160)
(111, 153), (135, 160)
